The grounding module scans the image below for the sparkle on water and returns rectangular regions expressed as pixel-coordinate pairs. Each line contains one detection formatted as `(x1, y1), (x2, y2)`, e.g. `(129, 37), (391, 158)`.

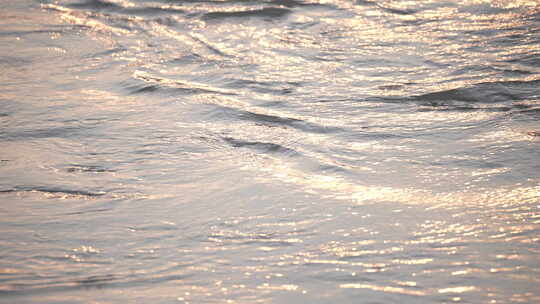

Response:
(1, 0), (539, 303)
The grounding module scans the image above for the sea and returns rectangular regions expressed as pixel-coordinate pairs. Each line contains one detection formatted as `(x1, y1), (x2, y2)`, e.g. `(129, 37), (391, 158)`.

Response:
(1, 0), (539, 303)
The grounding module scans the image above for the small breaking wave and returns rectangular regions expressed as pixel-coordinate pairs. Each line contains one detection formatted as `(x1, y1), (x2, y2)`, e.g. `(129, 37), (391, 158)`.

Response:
(412, 80), (540, 104)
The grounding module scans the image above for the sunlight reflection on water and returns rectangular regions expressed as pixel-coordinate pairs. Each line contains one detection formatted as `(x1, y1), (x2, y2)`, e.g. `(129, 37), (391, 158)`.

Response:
(1, 0), (539, 303)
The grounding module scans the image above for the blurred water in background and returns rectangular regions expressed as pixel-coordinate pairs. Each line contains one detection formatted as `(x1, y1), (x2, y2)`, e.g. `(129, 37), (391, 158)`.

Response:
(1, 0), (539, 303)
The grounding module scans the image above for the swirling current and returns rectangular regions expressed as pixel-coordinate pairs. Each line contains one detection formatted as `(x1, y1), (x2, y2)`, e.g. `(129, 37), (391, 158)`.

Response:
(1, 0), (539, 303)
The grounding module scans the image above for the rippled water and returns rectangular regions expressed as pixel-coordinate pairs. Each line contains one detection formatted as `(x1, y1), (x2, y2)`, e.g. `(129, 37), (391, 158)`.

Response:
(1, 0), (539, 303)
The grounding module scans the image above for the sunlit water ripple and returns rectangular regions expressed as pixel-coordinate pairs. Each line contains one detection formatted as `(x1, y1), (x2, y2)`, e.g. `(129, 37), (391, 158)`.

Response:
(1, 0), (539, 303)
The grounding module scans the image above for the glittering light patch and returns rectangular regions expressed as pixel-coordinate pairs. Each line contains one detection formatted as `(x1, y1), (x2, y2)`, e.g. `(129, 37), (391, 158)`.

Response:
(340, 283), (426, 296)
(438, 286), (477, 294)
(257, 283), (299, 291)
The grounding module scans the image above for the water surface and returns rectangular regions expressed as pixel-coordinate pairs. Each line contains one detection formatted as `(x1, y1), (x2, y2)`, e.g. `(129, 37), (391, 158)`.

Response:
(1, 0), (539, 303)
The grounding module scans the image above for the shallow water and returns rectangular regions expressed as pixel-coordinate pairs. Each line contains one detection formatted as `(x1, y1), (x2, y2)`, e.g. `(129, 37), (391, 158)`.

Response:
(1, 0), (539, 303)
